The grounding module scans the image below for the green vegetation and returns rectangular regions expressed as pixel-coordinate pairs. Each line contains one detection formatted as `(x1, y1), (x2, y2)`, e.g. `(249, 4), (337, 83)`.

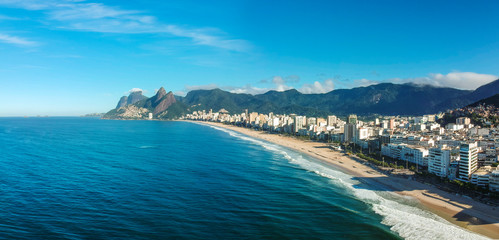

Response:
(181, 83), (472, 116)
(158, 102), (189, 120)
(438, 107), (498, 128)
(354, 152), (404, 169)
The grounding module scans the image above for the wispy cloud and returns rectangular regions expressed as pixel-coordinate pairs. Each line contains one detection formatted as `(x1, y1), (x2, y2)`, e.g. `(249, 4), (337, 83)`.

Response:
(0, 33), (37, 46)
(0, 14), (20, 20)
(0, 0), (250, 51)
(48, 54), (82, 58)
(299, 79), (334, 94)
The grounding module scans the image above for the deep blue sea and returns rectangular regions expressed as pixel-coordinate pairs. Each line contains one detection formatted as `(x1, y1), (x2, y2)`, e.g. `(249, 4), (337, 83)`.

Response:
(0, 118), (487, 239)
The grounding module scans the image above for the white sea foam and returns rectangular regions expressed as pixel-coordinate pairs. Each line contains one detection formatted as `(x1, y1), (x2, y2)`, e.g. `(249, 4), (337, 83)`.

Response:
(138, 145), (155, 149)
(206, 124), (490, 240)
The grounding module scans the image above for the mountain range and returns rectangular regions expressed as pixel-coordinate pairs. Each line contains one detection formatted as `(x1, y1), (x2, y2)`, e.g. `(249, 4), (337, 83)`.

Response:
(103, 79), (499, 119)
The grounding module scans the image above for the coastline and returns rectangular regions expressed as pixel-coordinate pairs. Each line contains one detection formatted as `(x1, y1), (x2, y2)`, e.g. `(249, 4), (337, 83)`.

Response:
(191, 120), (499, 239)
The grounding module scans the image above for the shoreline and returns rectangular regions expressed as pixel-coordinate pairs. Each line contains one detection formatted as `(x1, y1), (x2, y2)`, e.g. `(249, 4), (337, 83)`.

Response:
(191, 120), (499, 239)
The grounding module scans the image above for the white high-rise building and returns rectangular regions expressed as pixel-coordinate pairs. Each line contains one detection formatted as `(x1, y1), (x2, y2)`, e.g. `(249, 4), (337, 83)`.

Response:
(456, 117), (471, 125)
(401, 145), (429, 167)
(428, 146), (451, 178)
(327, 115), (337, 126)
(307, 117), (317, 126)
(294, 116), (306, 133)
(458, 142), (478, 182)
(382, 120), (389, 129)
(356, 127), (368, 140)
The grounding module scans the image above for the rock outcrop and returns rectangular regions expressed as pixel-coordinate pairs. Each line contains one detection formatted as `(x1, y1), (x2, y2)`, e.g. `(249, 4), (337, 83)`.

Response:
(127, 91), (148, 105)
(115, 91), (147, 109)
(153, 91), (176, 115)
(143, 87), (177, 115)
(116, 96), (128, 108)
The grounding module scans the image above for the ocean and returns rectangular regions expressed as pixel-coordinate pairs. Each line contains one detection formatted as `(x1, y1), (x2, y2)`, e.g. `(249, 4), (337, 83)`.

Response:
(0, 117), (488, 239)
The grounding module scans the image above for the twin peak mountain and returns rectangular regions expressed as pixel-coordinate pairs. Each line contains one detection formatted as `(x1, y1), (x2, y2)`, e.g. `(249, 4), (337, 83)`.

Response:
(105, 87), (177, 119)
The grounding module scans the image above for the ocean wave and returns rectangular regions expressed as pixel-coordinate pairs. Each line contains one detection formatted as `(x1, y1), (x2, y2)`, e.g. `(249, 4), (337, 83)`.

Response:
(137, 145), (156, 149)
(207, 124), (489, 240)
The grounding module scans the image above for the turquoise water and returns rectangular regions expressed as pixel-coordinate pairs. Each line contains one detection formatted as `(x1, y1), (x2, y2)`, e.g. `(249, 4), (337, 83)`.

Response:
(0, 118), (487, 239)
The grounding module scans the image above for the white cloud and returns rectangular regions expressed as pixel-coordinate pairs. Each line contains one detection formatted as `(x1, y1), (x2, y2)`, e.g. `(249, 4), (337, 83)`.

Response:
(128, 88), (143, 93)
(352, 78), (380, 88)
(179, 78), (293, 96)
(195, 76), (332, 95)
(359, 72), (498, 90)
(424, 72), (497, 89)
(211, 76), (332, 95)
(0, 33), (37, 46)
(299, 79), (334, 94)
(0, 0), (250, 51)
(185, 83), (219, 91)
(174, 90), (186, 96)
(48, 3), (140, 21)
(228, 84), (268, 95)
(272, 76), (293, 92)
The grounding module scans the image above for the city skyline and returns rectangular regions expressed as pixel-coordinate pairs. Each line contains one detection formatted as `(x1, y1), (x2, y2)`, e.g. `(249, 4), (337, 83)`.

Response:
(1, 0), (499, 116)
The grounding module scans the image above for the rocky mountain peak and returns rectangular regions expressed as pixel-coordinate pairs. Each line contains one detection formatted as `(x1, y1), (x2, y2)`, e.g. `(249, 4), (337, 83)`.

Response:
(116, 96), (128, 109)
(156, 87), (167, 98)
(127, 91), (147, 105)
(153, 90), (176, 115)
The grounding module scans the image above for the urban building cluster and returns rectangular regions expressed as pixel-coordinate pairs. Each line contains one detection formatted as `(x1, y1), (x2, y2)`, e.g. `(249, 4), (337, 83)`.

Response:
(183, 107), (499, 193)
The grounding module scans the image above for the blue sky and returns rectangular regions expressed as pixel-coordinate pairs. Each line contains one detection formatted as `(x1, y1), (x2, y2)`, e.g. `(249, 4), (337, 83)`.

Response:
(1, 0), (498, 116)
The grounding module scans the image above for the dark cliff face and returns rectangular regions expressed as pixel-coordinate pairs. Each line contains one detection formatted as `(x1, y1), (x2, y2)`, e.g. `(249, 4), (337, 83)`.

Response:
(141, 87), (177, 115)
(145, 87), (166, 108)
(127, 91), (148, 105)
(115, 91), (147, 109)
(153, 87), (167, 105)
(153, 91), (176, 115)
(116, 96), (128, 109)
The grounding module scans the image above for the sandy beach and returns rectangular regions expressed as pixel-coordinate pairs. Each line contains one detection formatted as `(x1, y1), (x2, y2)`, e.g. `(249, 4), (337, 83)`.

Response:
(192, 120), (499, 239)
